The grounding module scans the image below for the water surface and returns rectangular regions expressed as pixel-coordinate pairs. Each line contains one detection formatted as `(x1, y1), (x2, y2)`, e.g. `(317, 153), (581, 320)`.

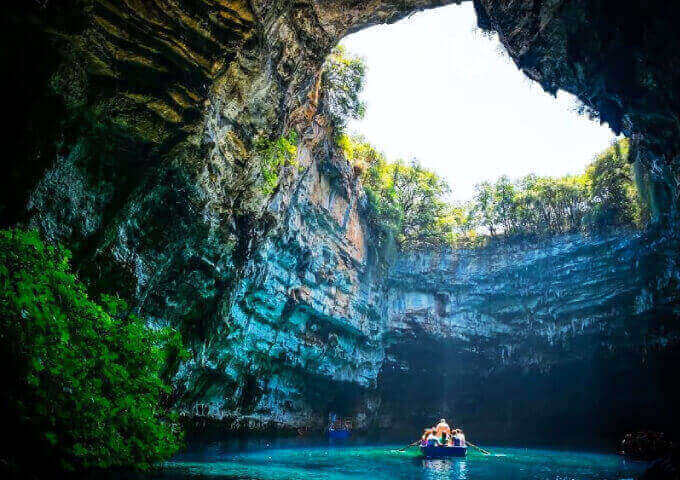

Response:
(149, 439), (647, 480)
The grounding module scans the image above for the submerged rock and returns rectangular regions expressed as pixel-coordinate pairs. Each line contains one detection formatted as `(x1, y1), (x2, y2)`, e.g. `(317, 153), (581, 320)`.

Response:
(620, 431), (675, 461)
(640, 448), (680, 480)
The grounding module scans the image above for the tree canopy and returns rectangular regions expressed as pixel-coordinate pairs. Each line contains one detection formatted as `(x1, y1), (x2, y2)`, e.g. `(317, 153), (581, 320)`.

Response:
(339, 135), (478, 253)
(321, 46), (366, 131)
(322, 47), (648, 255)
(339, 135), (648, 254)
(470, 138), (648, 238)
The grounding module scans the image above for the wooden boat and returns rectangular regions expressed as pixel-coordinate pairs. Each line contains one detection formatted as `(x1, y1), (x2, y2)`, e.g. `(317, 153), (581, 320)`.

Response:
(420, 445), (467, 458)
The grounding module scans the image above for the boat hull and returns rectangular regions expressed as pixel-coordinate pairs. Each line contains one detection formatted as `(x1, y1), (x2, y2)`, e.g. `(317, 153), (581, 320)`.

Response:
(420, 445), (467, 458)
(328, 429), (351, 439)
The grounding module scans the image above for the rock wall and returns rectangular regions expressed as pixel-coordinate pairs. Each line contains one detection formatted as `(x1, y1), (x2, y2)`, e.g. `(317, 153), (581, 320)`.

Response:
(169, 130), (680, 438)
(169, 157), (680, 441)
(380, 230), (680, 442)
(5, 0), (680, 442)
(177, 141), (387, 431)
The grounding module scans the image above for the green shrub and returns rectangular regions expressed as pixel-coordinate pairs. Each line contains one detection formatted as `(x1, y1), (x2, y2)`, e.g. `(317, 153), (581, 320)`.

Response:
(0, 229), (187, 473)
(254, 131), (299, 195)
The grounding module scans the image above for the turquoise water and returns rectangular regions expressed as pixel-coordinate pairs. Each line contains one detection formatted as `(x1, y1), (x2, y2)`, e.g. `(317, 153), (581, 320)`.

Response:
(154, 440), (648, 480)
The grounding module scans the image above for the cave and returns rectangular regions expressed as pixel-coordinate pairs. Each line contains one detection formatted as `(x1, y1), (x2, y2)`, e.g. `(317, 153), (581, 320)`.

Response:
(3, 0), (680, 476)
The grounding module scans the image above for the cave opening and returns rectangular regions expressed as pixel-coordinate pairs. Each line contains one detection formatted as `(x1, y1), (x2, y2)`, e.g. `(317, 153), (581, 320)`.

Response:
(3, 1), (680, 476)
(339, 3), (618, 204)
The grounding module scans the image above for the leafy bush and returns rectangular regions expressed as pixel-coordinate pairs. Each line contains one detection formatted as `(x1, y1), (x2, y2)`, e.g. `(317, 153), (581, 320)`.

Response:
(253, 131), (299, 195)
(0, 229), (187, 473)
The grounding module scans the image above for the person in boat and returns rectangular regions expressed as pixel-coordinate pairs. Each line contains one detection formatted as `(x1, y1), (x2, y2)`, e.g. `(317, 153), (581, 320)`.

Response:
(453, 428), (466, 446)
(435, 419), (451, 436)
(421, 428), (434, 445)
(434, 418), (452, 445)
(426, 430), (442, 446)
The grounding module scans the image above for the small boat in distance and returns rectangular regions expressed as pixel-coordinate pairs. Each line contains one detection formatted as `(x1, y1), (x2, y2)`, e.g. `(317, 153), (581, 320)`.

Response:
(327, 413), (352, 439)
(420, 444), (467, 458)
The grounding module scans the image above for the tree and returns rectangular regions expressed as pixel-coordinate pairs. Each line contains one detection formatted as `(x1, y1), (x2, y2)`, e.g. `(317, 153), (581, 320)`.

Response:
(0, 229), (187, 474)
(321, 46), (366, 131)
(362, 157), (454, 251)
(493, 176), (517, 234)
(339, 135), (458, 253)
(330, 71), (646, 251)
(466, 139), (646, 240)
(472, 181), (498, 237)
(585, 138), (641, 228)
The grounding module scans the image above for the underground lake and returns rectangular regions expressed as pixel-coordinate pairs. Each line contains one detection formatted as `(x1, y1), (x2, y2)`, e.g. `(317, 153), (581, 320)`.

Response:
(116, 438), (649, 480)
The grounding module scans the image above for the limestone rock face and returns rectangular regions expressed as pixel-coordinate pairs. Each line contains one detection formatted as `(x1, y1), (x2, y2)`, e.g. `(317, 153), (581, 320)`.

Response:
(179, 143), (387, 431)
(5, 0), (680, 440)
(380, 230), (680, 440)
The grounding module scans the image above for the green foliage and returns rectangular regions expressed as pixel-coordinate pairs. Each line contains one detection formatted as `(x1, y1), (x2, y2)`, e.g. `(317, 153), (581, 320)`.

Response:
(470, 139), (648, 237)
(340, 135), (455, 253)
(336, 133), (382, 173)
(253, 131), (299, 195)
(586, 139), (648, 228)
(340, 136), (648, 256)
(321, 46), (366, 131)
(0, 229), (188, 473)
(325, 49), (646, 250)
(472, 174), (589, 237)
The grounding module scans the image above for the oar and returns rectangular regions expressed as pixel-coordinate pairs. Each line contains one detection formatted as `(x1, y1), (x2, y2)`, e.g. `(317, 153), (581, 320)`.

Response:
(466, 440), (491, 455)
(398, 440), (420, 452)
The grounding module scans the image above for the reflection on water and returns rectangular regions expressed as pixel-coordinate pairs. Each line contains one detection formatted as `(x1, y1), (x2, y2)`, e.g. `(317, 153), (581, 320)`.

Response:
(134, 439), (647, 480)
(422, 458), (467, 480)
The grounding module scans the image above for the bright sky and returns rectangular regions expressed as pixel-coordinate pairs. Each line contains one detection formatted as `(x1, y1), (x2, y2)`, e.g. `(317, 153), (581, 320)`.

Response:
(340, 3), (617, 201)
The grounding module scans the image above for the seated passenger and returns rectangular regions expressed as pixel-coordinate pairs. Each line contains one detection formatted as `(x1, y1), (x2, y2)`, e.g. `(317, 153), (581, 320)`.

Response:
(420, 428), (433, 446)
(426, 431), (441, 446)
